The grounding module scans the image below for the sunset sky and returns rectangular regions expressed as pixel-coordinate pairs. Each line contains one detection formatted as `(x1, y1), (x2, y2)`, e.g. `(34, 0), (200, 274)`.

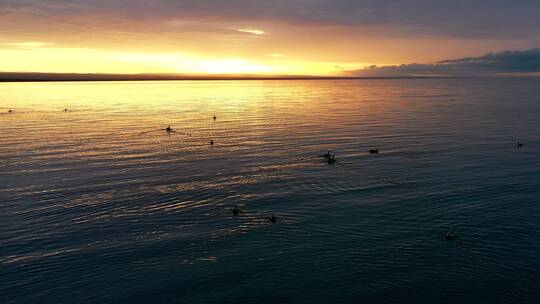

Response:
(1, 0), (540, 76)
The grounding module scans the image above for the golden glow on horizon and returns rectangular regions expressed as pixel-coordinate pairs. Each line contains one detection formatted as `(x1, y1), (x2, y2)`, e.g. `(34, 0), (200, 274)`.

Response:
(0, 43), (371, 75)
(7, 42), (54, 49)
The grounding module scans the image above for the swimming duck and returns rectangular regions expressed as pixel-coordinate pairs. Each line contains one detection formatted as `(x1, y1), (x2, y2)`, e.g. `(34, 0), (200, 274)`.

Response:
(369, 149), (379, 154)
(138, 126), (191, 136)
(445, 229), (457, 240)
(323, 150), (332, 159)
(269, 214), (277, 224)
(64, 108), (68, 112)
(7, 109), (13, 113)
(327, 155), (337, 164)
(210, 140), (214, 145)
(213, 115), (216, 121)
(232, 205), (240, 215)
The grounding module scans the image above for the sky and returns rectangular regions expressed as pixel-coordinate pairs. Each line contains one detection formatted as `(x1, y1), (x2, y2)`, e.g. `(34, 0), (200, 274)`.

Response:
(1, 0), (540, 76)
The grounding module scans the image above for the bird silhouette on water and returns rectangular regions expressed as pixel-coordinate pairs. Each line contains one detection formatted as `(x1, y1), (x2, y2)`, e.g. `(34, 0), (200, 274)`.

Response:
(138, 125), (191, 136)
(213, 114), (216, 121)
(210, 140), (214, 145)
(232, 205), (240, 215)
(268, 214), (277, 224)
(322, 150), (337, 164)
(369, 148), (379, 154)
(445, 229), (457, 240)
(63, 108), (68, 112)
(517, 140), (524, 148)
(323, 150), (332, 159)
(327, 155), (336, 164)
(325, 151), (338, 164)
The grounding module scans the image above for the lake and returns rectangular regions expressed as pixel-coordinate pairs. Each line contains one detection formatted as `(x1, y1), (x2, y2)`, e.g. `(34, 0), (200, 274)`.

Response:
(1, 78), (540, 303)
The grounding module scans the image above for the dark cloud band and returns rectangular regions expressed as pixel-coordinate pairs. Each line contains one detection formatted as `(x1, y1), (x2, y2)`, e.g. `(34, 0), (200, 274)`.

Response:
(345, 48), (540, 76)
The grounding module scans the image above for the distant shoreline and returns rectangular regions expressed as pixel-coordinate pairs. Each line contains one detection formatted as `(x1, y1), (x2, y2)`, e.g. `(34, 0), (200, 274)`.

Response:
(0, 72), (471, 82)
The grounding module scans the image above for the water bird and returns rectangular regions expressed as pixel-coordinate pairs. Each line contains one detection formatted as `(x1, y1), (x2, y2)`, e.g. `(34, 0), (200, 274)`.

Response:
(138, 126), (191, 136)
(517, 141), (524, 148)
(445, 229), (457, 240)
(369, 149), (379, 154)
(322, 150), (337, 164)
(210, 140), (214, 145)
(213, 115), (216, 121)
(268, 214), (277, 224)
(323, 150), (332, 159)
(232, 205), (240, 215)
(8, 109), (13, 113)
(63, 108), (68, 112)
(327, 155), (337, 164)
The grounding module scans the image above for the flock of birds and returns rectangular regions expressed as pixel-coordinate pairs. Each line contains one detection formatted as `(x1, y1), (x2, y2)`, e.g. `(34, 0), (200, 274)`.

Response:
(2, 107), (527, 238)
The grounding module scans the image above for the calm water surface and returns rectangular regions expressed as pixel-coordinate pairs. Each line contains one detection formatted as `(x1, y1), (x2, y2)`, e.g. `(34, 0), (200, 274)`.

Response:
(1, 79), (540, 303)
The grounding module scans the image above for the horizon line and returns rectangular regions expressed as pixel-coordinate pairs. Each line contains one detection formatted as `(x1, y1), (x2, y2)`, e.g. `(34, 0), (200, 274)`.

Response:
(0, 72), (536, 82)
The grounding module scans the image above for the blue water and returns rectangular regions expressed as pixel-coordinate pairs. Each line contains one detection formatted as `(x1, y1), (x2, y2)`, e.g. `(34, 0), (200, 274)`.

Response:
(1, 78), (540, 303)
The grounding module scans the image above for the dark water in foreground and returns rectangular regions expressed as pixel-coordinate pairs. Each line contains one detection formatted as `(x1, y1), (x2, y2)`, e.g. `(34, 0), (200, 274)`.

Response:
(1, 79), (540, 303)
